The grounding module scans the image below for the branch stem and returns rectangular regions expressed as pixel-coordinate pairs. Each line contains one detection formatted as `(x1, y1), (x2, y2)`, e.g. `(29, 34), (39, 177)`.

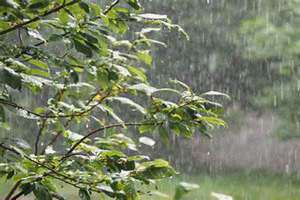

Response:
(4, 180), (22, 200)
(0, 0), (80, 36)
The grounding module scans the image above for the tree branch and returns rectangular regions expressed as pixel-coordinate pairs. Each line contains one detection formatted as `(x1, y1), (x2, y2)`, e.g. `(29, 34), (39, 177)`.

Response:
(13, 0), (120, 58)
(0, 0), (80, 36)
(10, 191), (25, 200)
(64, 121), (161, 157)
(103, 0), (120, 15)
(0, 121), (161, 198)
(0, 143), (102, 189)
(4, 180), (22, 200)
(0, 98), (103, 120)
(40, 91), (109, 154)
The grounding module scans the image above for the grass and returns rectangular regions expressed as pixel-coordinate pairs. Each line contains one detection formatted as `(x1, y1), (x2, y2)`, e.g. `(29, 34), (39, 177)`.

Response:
(142, 171), (300, 200)
(1, 171), (300, 199)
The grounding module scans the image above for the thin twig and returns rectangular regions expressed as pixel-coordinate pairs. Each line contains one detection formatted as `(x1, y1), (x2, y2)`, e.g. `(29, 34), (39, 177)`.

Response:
(4, 180), (22, 200)
(64, 121), (161, 157)
(0, 99), (101, 120)
(0, 121), (161, 199)
(17, 29), (23, 47)
(0, 143), (100, 186)
(34, 119), (47, 155)
(103, 0), (120, 15)
(0, 0), (80, 36)
(10, 191), (25, 200)
(40, 91), (109, 154)
(0, 143), (106, 199)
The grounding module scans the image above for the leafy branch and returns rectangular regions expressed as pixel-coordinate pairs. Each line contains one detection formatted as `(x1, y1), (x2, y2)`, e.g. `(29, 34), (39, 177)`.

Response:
(0, 0), (80, 36)
(0, 94), (108, 120)
(13, 0), (121, 58)
(0, 143), (105, 199)
(0, 120), (161, 199)
(64, 121), (163, 156)
(0, 0), (226, 199)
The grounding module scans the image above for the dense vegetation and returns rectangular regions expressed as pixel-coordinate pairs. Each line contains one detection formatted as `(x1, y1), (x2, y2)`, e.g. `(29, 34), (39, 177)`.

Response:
(0, 0), (226, 199)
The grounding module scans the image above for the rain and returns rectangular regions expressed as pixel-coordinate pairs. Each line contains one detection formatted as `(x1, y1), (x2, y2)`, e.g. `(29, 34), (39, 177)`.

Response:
(0, 0), (299, 199)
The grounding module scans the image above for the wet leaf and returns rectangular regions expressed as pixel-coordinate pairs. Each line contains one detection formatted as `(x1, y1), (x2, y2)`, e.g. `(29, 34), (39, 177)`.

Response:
(139, 136), (156, 146)
(108, 97), (146, 115)
(79, 188), (91, 200)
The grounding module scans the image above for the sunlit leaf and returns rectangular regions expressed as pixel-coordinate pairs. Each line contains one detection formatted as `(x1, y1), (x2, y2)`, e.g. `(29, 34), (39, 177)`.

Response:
(128, 83), (157, 96)
(108, 97), (146, 115)
(201, 91), (230, 99)
(139, 136), (156, 146)
(0, 67), (22, 90)
(27, 29), (46, 42)
(138, 13), (168, 20)
(174, 182), (199, 200)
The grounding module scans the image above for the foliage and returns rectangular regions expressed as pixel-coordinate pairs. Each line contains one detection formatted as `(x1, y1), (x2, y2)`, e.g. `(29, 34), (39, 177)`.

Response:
(239, 0), (300, 139)
(0, 0), (225, 199)
(143, 0), (298, 140)
(143, 0), (274, 107)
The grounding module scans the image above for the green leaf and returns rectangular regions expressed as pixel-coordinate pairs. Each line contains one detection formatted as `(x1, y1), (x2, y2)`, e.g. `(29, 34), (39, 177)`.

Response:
(73, 39), (93, 58)
(33, 183), (52, 200)
(138, 124), (155, 134)
(201, 91), (230, 99)
(98, 104), (124, 124)
(0, 122), (10, 130)
(108, 97), (146, 115)
(80, 32), (99, 44)
(4, 58), (29, 72)
(79, 188), (91, 200)
(139, 136), (156, 146)
(0, 67), (22, 90)
(174, 182), (199, 200)
(68, 3), (86, 21)
(128, 83), (157, 96)
(198, 116), (226, 127)
(21, 73), (52, 88)
(65, 83), (95, 99)
(79, 2), (90, 13)
(58, 9), (69, 25)
(41, 178), (57, 192)
(27, 59), (49, 70)
(27, 29), (46, 42)
(170, 79), (190, 91)
(158, 126), (169, 145)
(138, 13), (168, 20)
(137, 51), (152, 66)
(127, 0), (141, 10)
(127, 66), (147, 82)
(0, 21), (10, 30)
(20, 183), (35, 196)
(113, 64), (131, 77)
(135, 159), (176, 180)
(0, 0), (19, 8)
(29, 68), (49, 78)
(140, 27), (161, 34)
(28, 1), (50, 9)
(64, 130), (89, 142)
